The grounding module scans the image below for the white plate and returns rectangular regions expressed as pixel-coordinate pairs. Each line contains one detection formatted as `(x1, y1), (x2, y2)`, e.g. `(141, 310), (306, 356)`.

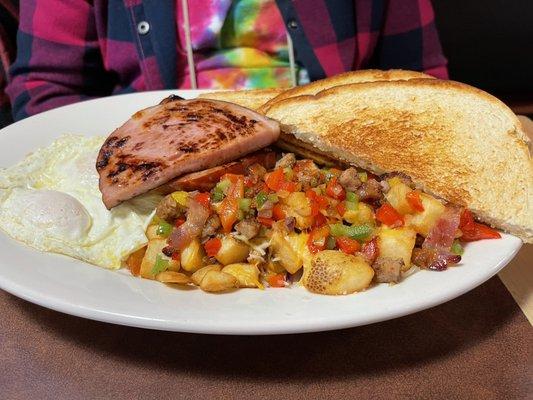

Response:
(0, 90), (522, 335)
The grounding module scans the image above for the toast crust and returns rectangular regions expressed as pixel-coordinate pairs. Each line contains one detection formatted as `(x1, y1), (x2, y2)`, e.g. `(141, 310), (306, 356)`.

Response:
(198, 88), (285, 111)
(259, 69), (434, 113)
(266, 79), (532, 242)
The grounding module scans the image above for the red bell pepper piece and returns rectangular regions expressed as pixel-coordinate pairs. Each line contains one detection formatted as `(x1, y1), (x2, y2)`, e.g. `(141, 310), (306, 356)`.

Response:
(194, 192), (211, 210)
(406, 191), (424, 212)
(279, 181), (297, 192)
(257, 217), (274, 227)
(265, 168), (297, 192)
(306, 189), (329, 217)
(325, 177), (346, 200)
(312, 212), (328, 228)
(264, 168), (285, 191)
(307, 225), (331, 254)
(204, 238), (222, 257)
(272, 204), (286, 221)
(336, 236), (361, 254)
(336, 202), (347, 218)
(267, 274), (286, 288)
(459, 209), (501, 241)
(376, 203), (404, 227)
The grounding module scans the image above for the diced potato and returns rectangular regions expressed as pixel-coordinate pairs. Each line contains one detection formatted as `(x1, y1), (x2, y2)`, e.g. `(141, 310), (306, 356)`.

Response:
(270, 231), (302, 274)
(287, 232), (312, 271)
(126, 246), (146, 276)
(215, 236), (250, 265)
(155, 271), (191, 284)
(266, 260), (286, 274)
(281, 192), (313, 229)
(384, 177), (413, 215)
(405, 193), (445, 236)
(200, 271), (238, 292)
(180, 238), (205, 272)
(303, 250), (374, 295)
(222, 263), (263, 288)
(140, 238), (179, 279)
(167, 258), (181, 272)
(283, 192), (311, 215)
(343, 202), (375, 226)
(191, 264), (222, 286)
(377, 227), (417, 271)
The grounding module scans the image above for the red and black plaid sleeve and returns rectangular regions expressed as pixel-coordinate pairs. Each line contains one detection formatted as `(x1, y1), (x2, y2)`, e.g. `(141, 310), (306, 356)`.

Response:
(370, 0), (448, 78)
(278, 0), (447, 80)
(0, 0), (18, 127)
(6, 0), (111, 121)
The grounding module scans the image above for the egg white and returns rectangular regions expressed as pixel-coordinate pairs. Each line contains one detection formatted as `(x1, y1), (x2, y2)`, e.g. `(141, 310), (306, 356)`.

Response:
(0, 135), (161, 269)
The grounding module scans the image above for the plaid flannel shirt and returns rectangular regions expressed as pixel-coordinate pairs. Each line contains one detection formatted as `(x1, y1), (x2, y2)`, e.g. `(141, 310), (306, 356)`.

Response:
(7, 0), (447, 121)
(0, 0), (18, 127)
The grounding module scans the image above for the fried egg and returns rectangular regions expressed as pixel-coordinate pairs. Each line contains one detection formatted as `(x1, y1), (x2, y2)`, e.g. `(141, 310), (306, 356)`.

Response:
(0, 135), (162, 269)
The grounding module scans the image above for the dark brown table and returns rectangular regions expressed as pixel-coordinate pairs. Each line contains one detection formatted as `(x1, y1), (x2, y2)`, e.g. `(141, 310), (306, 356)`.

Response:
(1, 275), (531, 399)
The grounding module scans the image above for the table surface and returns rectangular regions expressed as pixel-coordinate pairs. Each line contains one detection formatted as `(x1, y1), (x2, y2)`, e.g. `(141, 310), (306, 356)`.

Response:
(1, 248), (532, 400)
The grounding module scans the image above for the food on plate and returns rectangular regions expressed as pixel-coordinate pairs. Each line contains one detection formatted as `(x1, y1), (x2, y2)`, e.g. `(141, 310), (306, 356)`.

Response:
(198, 88), (285, 111)
(128, 153), (505, 294)
(0, 135), (161, 269)
(1, 69), (529, 297)
(96, 96), (280, 208)
(162, 149), (276, 192)
(265, 79), (532, 243)
(258, 69), (434, 114)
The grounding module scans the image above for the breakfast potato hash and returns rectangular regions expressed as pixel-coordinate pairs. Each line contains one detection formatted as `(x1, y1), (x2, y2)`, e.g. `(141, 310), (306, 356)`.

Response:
(126, 153), (501, 295)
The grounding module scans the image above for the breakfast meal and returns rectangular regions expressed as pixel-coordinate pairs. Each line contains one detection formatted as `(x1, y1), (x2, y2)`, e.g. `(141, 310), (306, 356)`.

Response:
(0, 69), (531, 296)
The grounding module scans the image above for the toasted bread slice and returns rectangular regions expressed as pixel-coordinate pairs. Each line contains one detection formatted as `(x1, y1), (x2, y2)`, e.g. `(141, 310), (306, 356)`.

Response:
(259, 69), (434, 114)
(266, 79), (533, 242)
(198, 88), (285, 111)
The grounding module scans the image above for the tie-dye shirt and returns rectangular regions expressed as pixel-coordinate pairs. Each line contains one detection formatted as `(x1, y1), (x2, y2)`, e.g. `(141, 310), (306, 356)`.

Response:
(176, 0), (299, 89)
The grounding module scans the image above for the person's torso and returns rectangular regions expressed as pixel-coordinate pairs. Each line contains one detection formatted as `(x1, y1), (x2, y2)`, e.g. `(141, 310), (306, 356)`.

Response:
(176, 0), (297, 89)
(94, 0), (376, 94)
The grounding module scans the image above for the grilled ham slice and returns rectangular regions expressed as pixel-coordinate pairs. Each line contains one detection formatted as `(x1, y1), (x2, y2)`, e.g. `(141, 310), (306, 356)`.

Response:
(96, 96), (280, 208)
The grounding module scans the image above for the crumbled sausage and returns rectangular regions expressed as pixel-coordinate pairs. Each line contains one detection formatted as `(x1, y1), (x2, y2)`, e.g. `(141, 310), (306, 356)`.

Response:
(235, 219), (261, 240)
(338, 167), (361, 191)
(201, 214), (221, 238)
(275, 153), (296, 169)
(379, 180), (390, 193)
(284, 216), (296, 232)
(372, 257), (403, 283)
(257, 200), (274, 218)
(156, 194), (184, 221)
(294, 159), (321, 190)
(356, 178), (382, 201)
(247, 163), (267, 179)
(411, 248), (435, 269)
